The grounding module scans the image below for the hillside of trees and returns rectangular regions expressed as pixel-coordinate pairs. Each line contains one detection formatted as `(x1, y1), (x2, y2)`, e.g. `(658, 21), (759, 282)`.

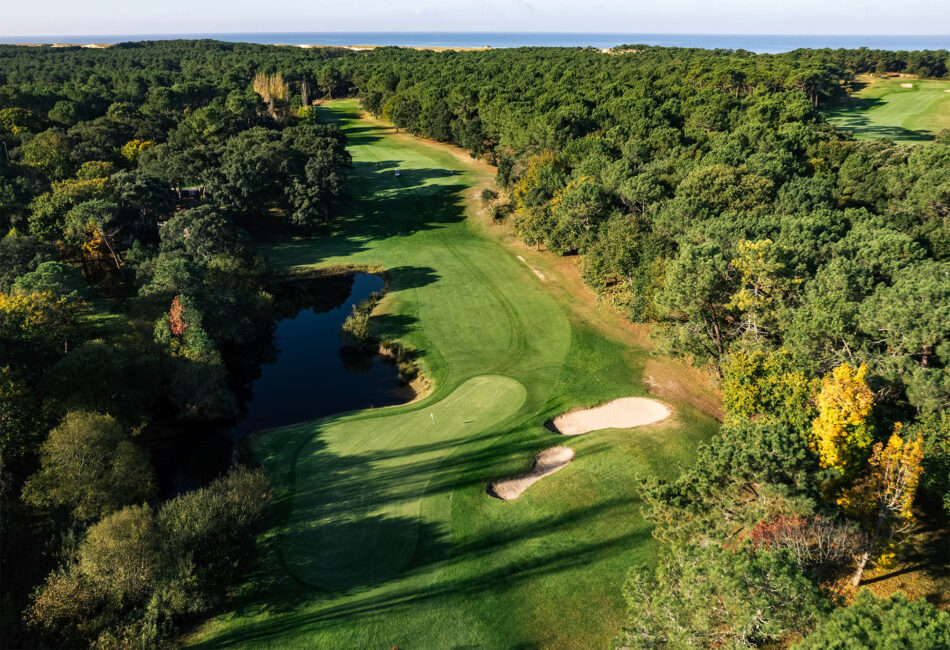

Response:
(2, 40), (949, 647)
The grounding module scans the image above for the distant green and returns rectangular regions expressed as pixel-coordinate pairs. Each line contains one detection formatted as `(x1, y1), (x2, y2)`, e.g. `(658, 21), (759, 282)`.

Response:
(825, 78), (950, 143)
(187, 100), (717, 649)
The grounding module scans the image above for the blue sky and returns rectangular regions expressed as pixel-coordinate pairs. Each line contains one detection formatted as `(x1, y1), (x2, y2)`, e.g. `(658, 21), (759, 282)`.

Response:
(4, 0), (949, 37)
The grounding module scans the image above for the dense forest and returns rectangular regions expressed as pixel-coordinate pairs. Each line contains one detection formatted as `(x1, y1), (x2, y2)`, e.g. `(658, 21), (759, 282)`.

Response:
(0, 41), (354, 648)
(2, 40), (949, 647)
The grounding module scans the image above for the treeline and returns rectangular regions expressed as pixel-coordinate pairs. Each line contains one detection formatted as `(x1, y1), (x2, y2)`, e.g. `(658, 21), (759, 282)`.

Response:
(328, 45), (950, 644)
(613, 45), (950, 79)
(0, 41), (352, 648)
(794, 46), (950, 78)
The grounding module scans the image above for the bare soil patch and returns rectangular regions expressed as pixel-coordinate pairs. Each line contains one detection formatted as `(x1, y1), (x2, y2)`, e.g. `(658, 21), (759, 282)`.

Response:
(551, 397), (671, 436)
(489, 446), (575, 500)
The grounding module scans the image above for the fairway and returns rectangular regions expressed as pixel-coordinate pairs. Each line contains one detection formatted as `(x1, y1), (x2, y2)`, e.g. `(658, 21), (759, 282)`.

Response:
(825, 77), (950, 143)
(187, 100), (719, 649)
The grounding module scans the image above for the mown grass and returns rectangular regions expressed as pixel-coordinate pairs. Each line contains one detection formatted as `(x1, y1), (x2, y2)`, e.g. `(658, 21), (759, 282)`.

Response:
(825, 76), (950, 143)
(186, 100), (718, 649)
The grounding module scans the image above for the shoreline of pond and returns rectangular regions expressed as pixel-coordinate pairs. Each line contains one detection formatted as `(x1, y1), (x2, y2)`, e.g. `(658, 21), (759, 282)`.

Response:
(143, 269), (420, 496)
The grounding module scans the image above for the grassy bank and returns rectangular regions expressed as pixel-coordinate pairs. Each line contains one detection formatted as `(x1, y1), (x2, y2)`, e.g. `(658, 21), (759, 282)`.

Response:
(186, 100), (718, 649)
(825, 76), (950, 143)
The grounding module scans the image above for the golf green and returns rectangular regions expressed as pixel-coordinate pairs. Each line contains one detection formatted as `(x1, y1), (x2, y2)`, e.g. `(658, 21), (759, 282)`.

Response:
(186, 100), (718, 649)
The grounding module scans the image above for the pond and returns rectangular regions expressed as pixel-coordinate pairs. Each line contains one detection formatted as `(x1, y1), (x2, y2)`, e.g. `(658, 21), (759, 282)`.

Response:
(149, 273), (411, 495)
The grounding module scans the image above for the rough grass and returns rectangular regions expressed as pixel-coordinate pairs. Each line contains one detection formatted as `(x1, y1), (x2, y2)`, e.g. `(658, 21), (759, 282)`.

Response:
(185, 100), (718, 649)
(825, 76), (950, 143)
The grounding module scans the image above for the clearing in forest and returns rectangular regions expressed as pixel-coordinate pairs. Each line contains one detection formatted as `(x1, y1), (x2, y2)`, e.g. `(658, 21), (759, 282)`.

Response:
(186, 100), (719, 649)
(824, 76), (950, 143)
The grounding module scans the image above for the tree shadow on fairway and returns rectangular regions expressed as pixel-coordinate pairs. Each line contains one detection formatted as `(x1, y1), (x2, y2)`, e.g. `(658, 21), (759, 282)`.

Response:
(370, 312), (420, 342)
(288, 424), (610, 522)
(214, 418), (612, 599)
(384, 265), (441, 291)
(826, 97), (936, 142)
(192, 486), (644, 648)
(266, 164), (470, 269)
(341, 124), (387, 147)
(363, 161), (460, 187)
(310, 527), (652, 625)
(835, 121), (936, 142)
(285, 514), (453, 591)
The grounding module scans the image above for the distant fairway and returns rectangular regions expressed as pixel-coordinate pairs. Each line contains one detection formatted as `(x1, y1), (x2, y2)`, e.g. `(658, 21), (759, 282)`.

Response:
(825, 77), (950, 143)
(187, 101), (718, 649)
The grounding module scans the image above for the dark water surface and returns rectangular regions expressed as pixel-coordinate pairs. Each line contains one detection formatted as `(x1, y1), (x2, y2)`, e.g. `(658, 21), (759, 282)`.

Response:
(6, 32), (950, 53)
(150, 273), (409, 495)
(229, 273), (409, 437)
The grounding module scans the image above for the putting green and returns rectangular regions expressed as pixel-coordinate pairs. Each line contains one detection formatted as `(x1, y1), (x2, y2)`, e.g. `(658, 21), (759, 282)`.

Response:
(284, 375), (527, 589)
(825, 77), (950, 143)
(187, 100), (719, 649)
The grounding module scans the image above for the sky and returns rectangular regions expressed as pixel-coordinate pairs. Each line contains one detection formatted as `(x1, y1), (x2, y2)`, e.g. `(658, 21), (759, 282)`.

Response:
(3, 0), (949, 37)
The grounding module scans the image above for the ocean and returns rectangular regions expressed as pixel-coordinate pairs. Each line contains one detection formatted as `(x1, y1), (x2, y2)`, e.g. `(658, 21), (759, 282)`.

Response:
(3, 32), (949, 54)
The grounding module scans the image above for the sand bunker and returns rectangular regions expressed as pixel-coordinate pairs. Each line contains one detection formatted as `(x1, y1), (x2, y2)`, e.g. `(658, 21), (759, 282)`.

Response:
(551, 397), (670, 436)
(901, 83), (914, 88)
(490, 446), (575, 501)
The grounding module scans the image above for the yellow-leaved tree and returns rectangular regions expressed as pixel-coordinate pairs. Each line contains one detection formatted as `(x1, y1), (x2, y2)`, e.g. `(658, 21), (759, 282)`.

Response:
(721, 348), (818, 432)
(119, 139), (155, 166)
(810, 362), (875, 478)
(0, 290), (82, 355)
(838, 425), (925, 586)
(509, 152), (565, 249)
(252, 72), (290, 119)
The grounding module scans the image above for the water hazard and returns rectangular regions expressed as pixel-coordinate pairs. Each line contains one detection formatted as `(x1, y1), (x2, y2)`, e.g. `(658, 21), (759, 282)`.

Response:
(150, 273), (411, 494)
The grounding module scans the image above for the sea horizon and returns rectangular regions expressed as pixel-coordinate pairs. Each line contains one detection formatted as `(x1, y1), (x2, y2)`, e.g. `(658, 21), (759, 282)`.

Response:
(2, 31), (949, 53)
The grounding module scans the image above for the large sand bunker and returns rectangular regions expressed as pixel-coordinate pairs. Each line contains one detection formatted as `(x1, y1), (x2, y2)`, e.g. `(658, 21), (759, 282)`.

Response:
(551, 397), (671, 436)
(489, 446), (575, 501)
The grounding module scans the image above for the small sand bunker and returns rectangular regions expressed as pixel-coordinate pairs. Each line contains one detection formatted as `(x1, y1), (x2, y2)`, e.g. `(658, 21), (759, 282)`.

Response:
(490, 446), (575, 501)
(517, 255), (546, 281)
(901, 83), (914, 88)
(551, 397), (670, 436)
